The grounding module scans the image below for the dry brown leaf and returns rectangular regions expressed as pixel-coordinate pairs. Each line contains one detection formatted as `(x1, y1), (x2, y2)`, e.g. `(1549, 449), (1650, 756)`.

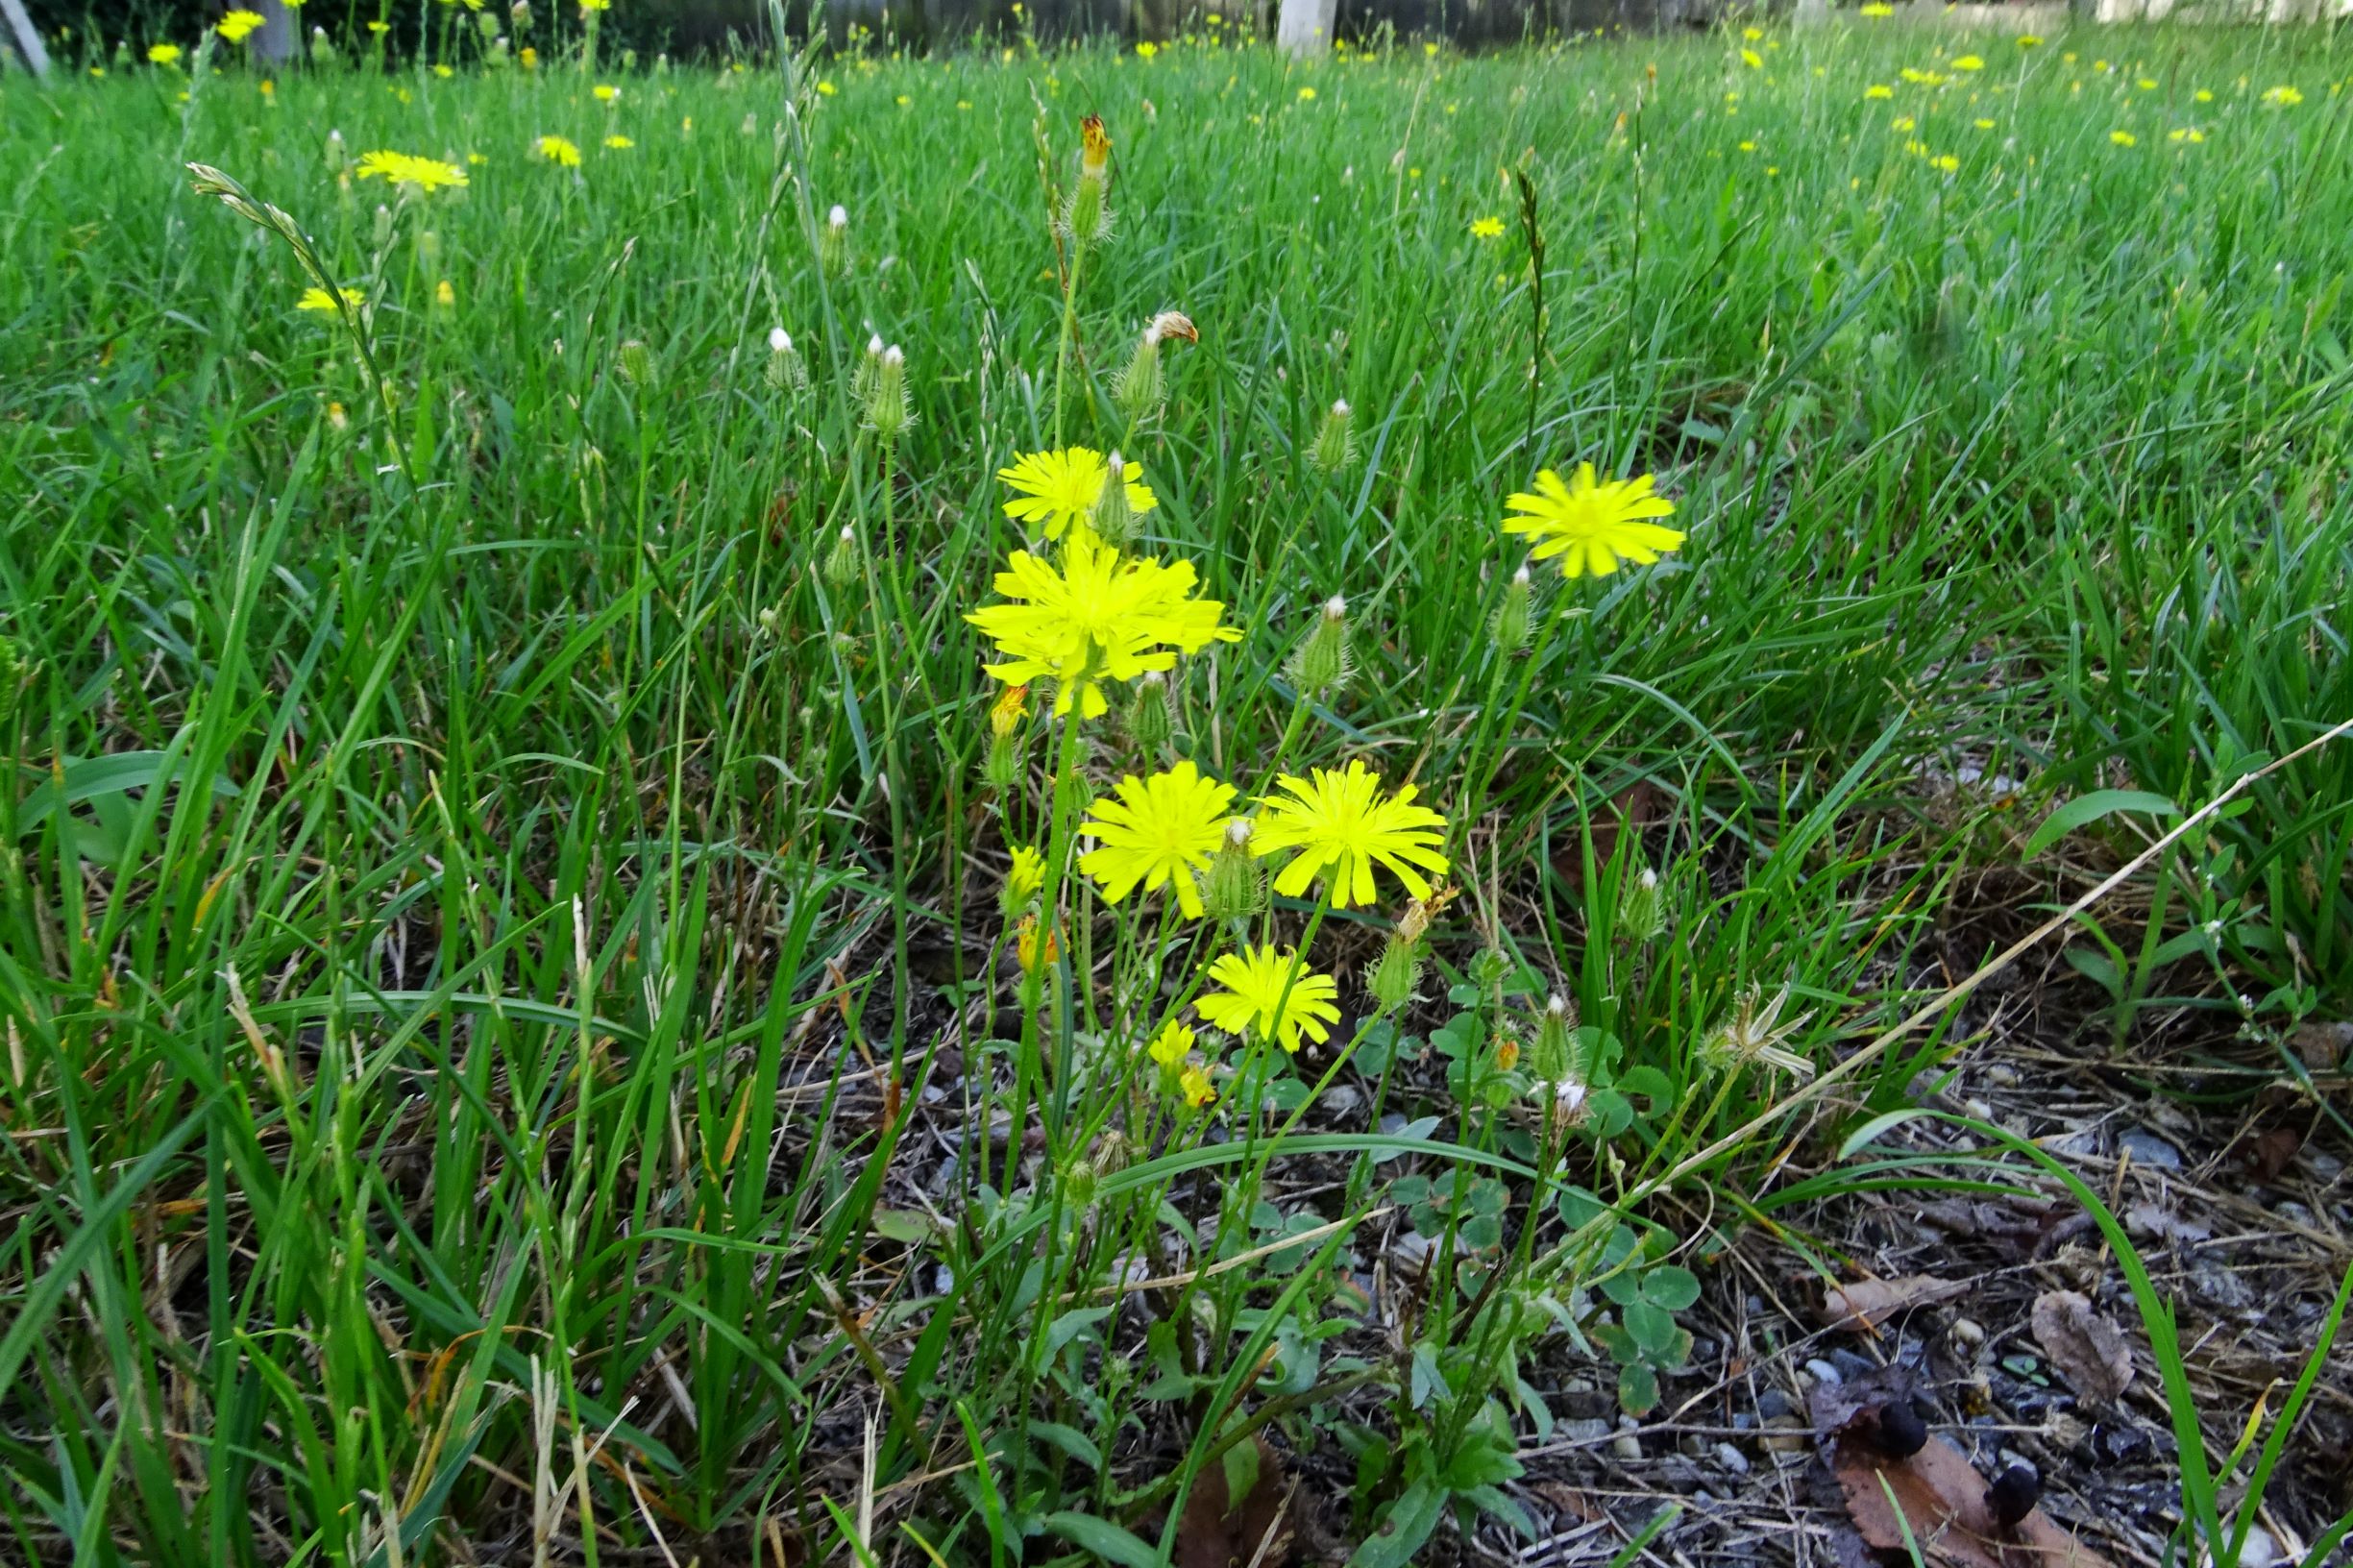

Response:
(1173, 1434), (1291, 1568)
(1828, 1430), (2117, 1568)
(2030, 1290), (2135, 1406)
(1821, 1274), (1968, 1333)
(2123, 1204), (2211, 1247)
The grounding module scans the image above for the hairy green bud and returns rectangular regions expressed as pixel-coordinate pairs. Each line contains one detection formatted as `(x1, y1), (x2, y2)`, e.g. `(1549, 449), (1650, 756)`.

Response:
(1203, 818), (1265, 922)
(1310, 399), (1358, 474)
(1286, 594), (1352, 698)
(1127, 669), (1170, 755)
(1491, 562), (1533, 655)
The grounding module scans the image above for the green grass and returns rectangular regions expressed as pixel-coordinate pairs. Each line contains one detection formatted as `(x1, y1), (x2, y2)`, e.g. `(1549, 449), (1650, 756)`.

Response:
(2, 14), (2351, 1564)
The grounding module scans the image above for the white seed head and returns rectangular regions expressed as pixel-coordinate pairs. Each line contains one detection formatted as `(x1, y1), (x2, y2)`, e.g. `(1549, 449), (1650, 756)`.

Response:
(1638, 867), (1659, 890)
(1332, 398), (1350, 417)
(769, 327), (791, 353)
(1547, 992), (1569, 1018)
(867, 332), (884, 357)
(829, 204), (849, 230)
(1323, 594), (1347, 621)
(882, 344), (903, 367)
(838, 524), (854, 543)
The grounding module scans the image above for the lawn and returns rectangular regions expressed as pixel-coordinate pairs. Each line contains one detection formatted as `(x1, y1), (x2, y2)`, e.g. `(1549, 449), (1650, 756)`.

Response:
(2, 13), (2351, 1565)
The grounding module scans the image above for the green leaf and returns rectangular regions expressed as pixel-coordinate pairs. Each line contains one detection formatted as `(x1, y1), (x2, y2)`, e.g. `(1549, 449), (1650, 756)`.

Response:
(15, 748), (239, 831)
(1348, 1480), (1447, 1568)
(1029, 1422), (1102, 1472)
(2023, 788), (2181, 858)
(1624, 1299), (1681, 1360)
(1640, 1265), (1701, 1311)
(1221, 1436), (1261, 1508)
(1039, 1511), (1161, 1568)
(1618, 1361), (1660, 1416)
(1044, 1306), (1113, 1357)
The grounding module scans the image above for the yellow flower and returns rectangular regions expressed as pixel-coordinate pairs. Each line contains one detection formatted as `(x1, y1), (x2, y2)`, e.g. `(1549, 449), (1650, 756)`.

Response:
(579, 0), (609, 10)
(817, 79), (836, 94)
(2262, 85), (2303, 107)
(436, 279), (455, 306)
(1859, 3), (1892, 15)
(1892, 115), (1916, 132)
(604, 135), (634, 149)
(593, 83), (619, 101)
(1251, 759), (1449, 908)
(1740, 48), (1761, 68)
(1742, 24), (1763, 37)
(1178, 1063), (1216, 1108)
(147, 42), (182, 63)
(965, 535), (1239, 719)
(2016, 33), (2042, 46)
(1297, 86), (1316, 101)
(1973, 117), (1996, 129)
(298, 286), (363, 312)
(1469, 215), (1506, 238)
(1953, 54), (1983, 71)
(1014, 914), (1060, 974)
(996, 448), (1157, 541)
(1503, 463), (1682, 577)
(434, 63), (453, 77)
(1930, 154), (1958, 172)
(1149, 1019), (1196, 1069)
(2194, 87), (2213, 103)
(2110, 129), (2137, 146)
(1738, 139), (1756, 152)
(535, 134), (582, 166)
(988, 682), (1029, 737)
(1865, 84), (1893, 99)
(1006, 845), (1046, 905)
(217, 10), (264, 41)
(1197, 947), (1340, 1054)
(1136, 39), (1158, 58)
(2136, 77), (2157, 90)
(519, 46), (537, 67)
(1079, 762), (1237, 919)
(355, 151), (469, 191)
(467, 151), (487, 164)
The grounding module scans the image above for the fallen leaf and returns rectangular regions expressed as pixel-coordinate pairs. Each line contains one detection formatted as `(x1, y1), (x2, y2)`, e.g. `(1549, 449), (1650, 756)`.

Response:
(2030, 1290), (2134, 1407)
(1826, 1427), (2117, 1568)
(2123, 1204), (2211, 1247)
(1821, 1275), (1968, 1333)
(1173, 1434), (1291, 1568)
(2234, 1126), (2302, 1184)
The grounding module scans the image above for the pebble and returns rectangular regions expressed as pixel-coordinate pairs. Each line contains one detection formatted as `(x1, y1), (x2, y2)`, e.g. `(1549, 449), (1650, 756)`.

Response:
(1612, 1426), (1644, 1462)
(1951, 1316), (1987, 1348)
(1715, 1441), (1752, 1477)
(1828, 1349), (1877, 1382)
(1964, 1096), (1996, 1120)
(1321, 1084), (1363, 1115)
(1677, 1433), (1707, 1458)
(2240, 1526), (2280, 1568)
(1561, 1418), (1612, 1445)
(1761, 1416), (1809, 1456)
(1804, 1358), (1844, 1387)
(2119, 1127), (2185, 1169)
(1757, 1388), (1794, 1420)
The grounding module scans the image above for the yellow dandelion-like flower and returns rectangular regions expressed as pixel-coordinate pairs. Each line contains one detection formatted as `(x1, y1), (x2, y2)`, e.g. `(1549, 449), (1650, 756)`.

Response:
(535, 134), (582, 166)
(519, 46), (538, 67)
(1930, 154), (1959, 172)
(1865, 84), (1893, 99)
(1197, 946), (1340, 1055)
(1137, 39), (1159, 59)
(147, 42), (182, 63)
(1501, 463), (1683, 578)
(1079, 762), (1237, 919)
(2262, 85), (2303, 107)
(1251, 759), (1449, 909)
(1469, 215), (1506, 238)
(578, 0), (609, 10)
(217, 10), (263, 41)
(1297, 86), (1316, 101)
(1149, 1020), (1196, 1068)
(1953, 54), (1983, 71)
(1179, 1063), (1216, 1107)
(988, 682), (1029, 737)
(817, 79), (837, 94)
(297, 286), (363, 312)
(2110, 129), (2137, 146)
(436, 279), (455, 306)
(1974, 117), (1996, 129)
(2194, 87), (2213, 103)
(2016, 33), (2043, 46)
(996, 448), (1158, 541)
(1006, 845), (1046, 905)
(1740, 48), (1762, 68)
(593, 83), (619, 101)
(965, 535), (1239, 719)
(604, 135), (634, 149)
(1014, 915), (1060, 974)
(355, 151), (469, 191)
(1859, 4), (1892, 16)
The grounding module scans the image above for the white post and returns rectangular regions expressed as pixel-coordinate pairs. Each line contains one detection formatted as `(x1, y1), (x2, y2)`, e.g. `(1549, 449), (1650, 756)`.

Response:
(1276, 0), (1336, 56)
(1, 0), (51, 76)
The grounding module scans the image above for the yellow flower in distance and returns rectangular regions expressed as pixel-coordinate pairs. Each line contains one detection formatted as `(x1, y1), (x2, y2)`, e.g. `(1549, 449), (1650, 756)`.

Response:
(535, 135), (582, 166)
(1859, 3), (1893, 15)
(1197, 946), (1340, 1054)
(217, 10), (264, 41)
(1149, 1020), (1196, 1069)
(297, 286), (363, 311)
(2110, 129), (2137, 146)
(997, 448), (1158, 541)
(593, 83), (620, 101)
(1952, 54), (1983, 71)
(1079, 761), (1237, 919)
(147, 42), (182, 63)
(355, 151), (469, 191)
(604, 135), (635, 149)
(1864, 84), (1893, 99)
(1469, 215), (1506, 238)
(436, 279), (455, 306)
(1502, 463), (1683, 578)
(1251, 759), (1448, 908)
(965, 535), (1239, 719)
(2262, 85), (2303, 107)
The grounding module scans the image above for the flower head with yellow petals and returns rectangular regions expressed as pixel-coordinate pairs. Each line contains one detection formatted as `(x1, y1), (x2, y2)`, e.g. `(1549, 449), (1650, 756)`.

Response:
(1250, 759), (1448, 909)
(1502, 463), (1683, 578)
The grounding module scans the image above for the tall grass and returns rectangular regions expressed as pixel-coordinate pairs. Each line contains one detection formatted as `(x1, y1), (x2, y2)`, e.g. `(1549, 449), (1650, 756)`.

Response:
(1, 15), (2348, 1562)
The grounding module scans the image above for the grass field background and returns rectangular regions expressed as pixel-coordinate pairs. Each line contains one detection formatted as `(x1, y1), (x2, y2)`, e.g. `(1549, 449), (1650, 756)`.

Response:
(3, 15), (2351, 1564)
